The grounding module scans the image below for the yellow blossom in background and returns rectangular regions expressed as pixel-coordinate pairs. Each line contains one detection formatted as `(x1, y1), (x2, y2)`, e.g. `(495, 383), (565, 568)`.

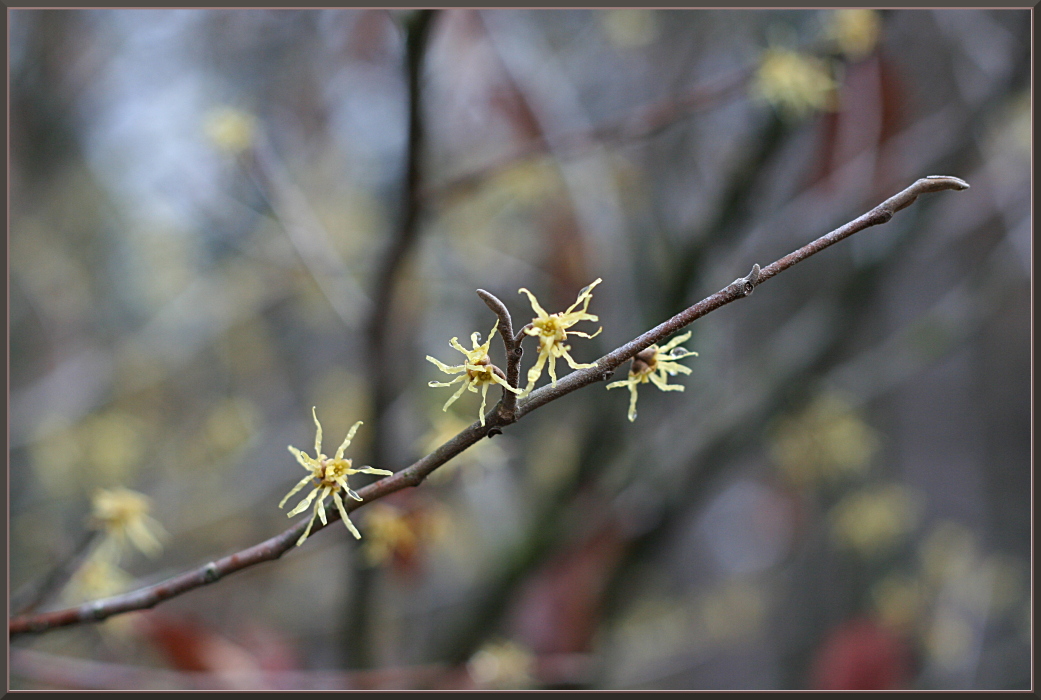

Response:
(418, 411), (507, 483)
(752, 47), (837, 120)
(825, 9), (882, 62)
(768, 394), (878, 488)
(467, 639), (536, 690)
(362, 503), (420, 567)
(427, 324), (522, 427)
(606, 331), (698, 422)
(830, 484), (919, 558)
(361, 502), (450, 567)
(204, 107), (257, 154)
(600, 9), (658, 49)
(924, 612), (974, 671)
(90, 487), (165, 559)
(519, 279), (603, 394)
(697, 580), (767, 647)
(871, 573), (925, 635)
(280, 408), (393, 546)
(63, 556), (133, 604)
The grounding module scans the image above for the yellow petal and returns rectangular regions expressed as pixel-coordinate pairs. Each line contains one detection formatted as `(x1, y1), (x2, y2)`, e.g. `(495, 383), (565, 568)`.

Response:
(335, 421), (363, 460)
(442, 380), (470, 411)
(279, 475), (314, 508)
(427, 355), (465, 374)
(519, 287), (549, 319)
(658, 331), (692, 352)
(477, 382), (490, 426)
(288, 445), (316, 471)
(287, 488), (319, 517)
(334, 492), (362, 539)
(350, 466), (394, 476)
(627, 383), (639, 422)
(316, 491), (328, 526)
(311, 407), (323, 458)
(296, 510), (319, 547)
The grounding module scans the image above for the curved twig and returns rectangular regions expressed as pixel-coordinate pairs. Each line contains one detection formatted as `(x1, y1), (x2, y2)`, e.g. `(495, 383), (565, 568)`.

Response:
(476, 288), (525, 421)
(8, 176), (968, 637)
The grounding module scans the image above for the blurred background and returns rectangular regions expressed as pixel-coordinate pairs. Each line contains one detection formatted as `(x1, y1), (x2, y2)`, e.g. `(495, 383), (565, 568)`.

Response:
(8, 9), (1031, 690)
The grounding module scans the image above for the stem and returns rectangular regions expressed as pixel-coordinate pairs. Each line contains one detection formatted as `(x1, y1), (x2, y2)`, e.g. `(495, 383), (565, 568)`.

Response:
(476, 288), (525, 421)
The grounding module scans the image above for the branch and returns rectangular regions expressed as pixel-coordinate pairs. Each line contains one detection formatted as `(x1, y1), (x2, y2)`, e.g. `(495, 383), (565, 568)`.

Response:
(476, 289), (525, 422)
(9, 176), (967, 638)
(11, 529), (103, 616)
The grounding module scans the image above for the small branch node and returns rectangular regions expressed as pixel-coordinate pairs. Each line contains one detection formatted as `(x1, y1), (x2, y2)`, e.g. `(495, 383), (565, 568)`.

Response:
(202, 562), (220, 583)
(486, 428), (503, 438)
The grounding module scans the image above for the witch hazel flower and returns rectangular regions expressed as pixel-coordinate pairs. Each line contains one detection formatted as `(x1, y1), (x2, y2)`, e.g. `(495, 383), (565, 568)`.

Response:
(280, 408), (392, 546)
(427, 324), (522, 427)
(606, 331), (698, 422)
(518, 278), (603, 394)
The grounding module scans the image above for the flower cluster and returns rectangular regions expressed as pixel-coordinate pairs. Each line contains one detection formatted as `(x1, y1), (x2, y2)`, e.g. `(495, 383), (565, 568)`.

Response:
(606, 331), (698, 422)
(90, 487), (166, 560)
(280, 408), (392, 546)
(282, 279), (700, 545)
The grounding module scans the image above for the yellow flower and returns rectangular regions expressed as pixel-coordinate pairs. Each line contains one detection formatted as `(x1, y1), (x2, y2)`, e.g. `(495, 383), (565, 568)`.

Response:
(64, 556), (133, 604)
(467, 639), (536, 689)
(768, 394), (877, 488)
(203, 107), (256, 154)
(606, 331), (698, 422)
(427, 324), (522, 427)
(751, 47), (837, 120)
(830, 484), (919, 559)
(825, 9), (882, 61)
(89, 487), (165, 559)
(280, 408), (392, 547)
(519, 278), (603, 394)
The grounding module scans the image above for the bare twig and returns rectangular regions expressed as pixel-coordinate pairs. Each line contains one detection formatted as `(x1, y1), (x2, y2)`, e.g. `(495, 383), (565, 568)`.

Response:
(8, 176), (967, 638)
(425, 65), (753, 206)
(12, 529), (104, 616)
(476, 289), (525, 421)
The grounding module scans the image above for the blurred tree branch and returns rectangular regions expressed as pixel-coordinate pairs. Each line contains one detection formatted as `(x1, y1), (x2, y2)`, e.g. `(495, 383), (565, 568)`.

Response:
(9, 175), (968, 638)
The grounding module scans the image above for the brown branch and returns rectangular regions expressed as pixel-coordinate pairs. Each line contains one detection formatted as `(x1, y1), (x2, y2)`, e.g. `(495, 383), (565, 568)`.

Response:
(12, 529), (104, 616)
(424, 65), (753, 206)
(9, 176), (968, 638)
(476, 289), (525, 421)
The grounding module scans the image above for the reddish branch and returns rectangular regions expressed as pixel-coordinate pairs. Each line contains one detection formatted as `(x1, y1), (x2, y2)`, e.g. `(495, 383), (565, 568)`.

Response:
(9, 176), (968, 638)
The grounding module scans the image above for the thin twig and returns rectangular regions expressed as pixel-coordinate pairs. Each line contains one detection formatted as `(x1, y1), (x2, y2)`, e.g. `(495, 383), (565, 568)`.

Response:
(12, 529), (104, 616)
(476, 289), (525, 421)
(425, 65), (753, 206)
(8, 176), (967, 638)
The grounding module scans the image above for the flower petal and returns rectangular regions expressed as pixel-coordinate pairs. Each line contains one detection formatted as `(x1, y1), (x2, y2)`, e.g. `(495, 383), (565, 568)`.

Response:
(288, 445), (317, 471)
(658, 331), (692, 353)
(442, 379), (470, 411)
(518, 287), (549, 319)
(316, 491), (328, 526)
(563, 278), (602, 315)
(287, 487), (319, 517)
(350, 466), (394, 476)
(279, 475), (315, 508)
(296, 510), (319, 546)
(627, 383), (639, 422)
(335, 420), (363, 460)
(561, 347), (597, 370)
(427, 355), (465, 374)
(478, 382), (491, 426)
(311, 407), (323, 458)
(656, 362), (693, 377)
(333, 492), (362, 539)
